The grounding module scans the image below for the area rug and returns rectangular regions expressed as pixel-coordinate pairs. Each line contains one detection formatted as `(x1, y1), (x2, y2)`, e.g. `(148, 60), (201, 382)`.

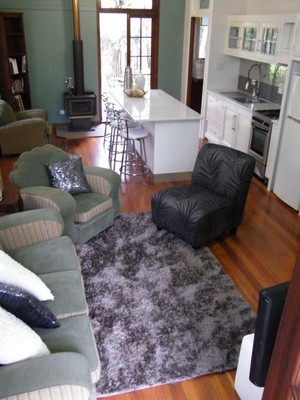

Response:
(76, 213), (256, 397)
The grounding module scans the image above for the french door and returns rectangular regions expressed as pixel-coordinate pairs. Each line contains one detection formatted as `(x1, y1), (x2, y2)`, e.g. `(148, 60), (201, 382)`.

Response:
(98, 0), (159, 98)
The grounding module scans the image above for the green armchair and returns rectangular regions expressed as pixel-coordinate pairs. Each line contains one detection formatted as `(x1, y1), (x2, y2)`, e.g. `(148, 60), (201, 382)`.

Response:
(0, 99), (51, 155)
(9, 145), (121, 244)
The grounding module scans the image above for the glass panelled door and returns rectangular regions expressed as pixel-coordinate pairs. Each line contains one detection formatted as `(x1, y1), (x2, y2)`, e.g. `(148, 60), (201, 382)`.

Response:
(242, 25), (258, 53)
(130, 17), (152, 89)
(99, 14), (154, 91)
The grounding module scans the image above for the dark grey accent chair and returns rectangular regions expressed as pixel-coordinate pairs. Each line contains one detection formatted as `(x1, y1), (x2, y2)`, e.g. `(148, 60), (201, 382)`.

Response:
(151, 143), (255, 248)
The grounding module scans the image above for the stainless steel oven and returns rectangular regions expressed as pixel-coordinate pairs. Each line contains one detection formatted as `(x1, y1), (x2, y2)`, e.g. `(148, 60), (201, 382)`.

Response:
(248, 109), (280, 181)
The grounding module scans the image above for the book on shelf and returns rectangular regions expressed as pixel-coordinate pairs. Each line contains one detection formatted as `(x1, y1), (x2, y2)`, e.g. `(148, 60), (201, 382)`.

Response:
(14, 95), (25, 111)
(11, 78), (24, 94)
(8, 58), (19, 75)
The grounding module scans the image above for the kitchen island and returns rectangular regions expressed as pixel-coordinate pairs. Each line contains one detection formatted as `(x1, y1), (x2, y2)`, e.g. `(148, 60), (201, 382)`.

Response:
(110, 89), (202, 182)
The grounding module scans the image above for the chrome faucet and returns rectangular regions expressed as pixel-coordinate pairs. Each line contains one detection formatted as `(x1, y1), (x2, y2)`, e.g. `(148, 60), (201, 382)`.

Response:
(245, 63), (261, 100)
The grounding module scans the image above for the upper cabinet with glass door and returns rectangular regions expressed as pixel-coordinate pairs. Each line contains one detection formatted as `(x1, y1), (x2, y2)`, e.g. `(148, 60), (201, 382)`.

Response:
(225, 14), (296, 64)
(225, 21), (242, 56)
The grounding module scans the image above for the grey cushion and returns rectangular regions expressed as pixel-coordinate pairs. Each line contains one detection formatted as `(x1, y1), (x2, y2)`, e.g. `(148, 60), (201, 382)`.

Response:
(46, 157), (91, 195)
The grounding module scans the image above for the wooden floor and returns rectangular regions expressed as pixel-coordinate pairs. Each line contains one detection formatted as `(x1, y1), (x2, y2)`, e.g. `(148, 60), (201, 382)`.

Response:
(1, 130), (300, 400)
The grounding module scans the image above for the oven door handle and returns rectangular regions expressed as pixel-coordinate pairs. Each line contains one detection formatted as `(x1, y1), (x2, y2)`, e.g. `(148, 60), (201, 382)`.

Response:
(251, 121), (270, 133)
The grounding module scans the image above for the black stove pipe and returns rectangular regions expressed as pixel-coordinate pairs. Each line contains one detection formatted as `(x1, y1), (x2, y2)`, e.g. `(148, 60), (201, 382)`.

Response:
(72, 0), (84, 95)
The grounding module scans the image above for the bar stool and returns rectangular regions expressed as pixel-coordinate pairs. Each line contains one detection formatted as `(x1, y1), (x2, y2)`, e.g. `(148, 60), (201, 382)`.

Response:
(117, 115), (149, 177)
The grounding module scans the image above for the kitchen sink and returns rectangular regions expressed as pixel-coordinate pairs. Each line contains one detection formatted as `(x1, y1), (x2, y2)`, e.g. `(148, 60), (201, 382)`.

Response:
(232, 97), (268, 104)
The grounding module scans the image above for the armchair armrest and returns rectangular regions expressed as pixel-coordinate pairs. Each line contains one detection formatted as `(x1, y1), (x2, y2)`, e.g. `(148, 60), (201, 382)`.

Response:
(20, 186), (77, 242)
(84, 166), (121, 197)
(20, 186), (76, 218)
(0, 209), (64, 252)
(16, 108), (48, 121)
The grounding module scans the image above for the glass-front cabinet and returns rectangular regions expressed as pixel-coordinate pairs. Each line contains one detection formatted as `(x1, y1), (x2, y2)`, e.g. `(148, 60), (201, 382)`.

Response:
(259, 24), (280, 61)
(241, 23), (259, 57)
(226, 22), (242, 55)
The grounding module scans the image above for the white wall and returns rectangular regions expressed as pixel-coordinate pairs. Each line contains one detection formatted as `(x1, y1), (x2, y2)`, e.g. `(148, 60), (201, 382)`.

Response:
(246, 0), (300, 14)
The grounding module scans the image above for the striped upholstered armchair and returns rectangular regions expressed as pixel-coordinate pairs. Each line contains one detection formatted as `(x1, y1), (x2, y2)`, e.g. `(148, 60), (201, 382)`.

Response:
(9, 145), (121, 244)
(0, 99), (51, 155)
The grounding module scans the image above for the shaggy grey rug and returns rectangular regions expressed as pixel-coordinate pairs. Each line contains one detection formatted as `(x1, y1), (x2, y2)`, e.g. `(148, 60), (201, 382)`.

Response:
(76, 213), (255, 397)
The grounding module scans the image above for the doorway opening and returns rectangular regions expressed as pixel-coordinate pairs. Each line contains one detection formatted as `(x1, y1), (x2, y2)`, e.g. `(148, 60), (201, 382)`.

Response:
(187, 16), (208, 113)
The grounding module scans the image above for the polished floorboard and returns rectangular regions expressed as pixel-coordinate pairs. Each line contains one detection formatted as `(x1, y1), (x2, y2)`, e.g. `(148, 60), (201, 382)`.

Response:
(1, 129), (300, 400)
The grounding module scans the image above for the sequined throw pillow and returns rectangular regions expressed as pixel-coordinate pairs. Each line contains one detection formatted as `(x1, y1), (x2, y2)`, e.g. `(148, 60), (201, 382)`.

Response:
(46, 157), (91, 195)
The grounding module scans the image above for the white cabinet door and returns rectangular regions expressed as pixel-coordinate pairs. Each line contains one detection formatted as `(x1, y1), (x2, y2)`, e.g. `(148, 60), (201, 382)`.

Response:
(222, 102), (237, 147)
(205, 92), (224, 143)
(257, 23), (280, 62)
(221, 100), (252, 152)
(235, 106), (252, 153)
(240, 23), (259, 58)
(225, 22), (242, 56)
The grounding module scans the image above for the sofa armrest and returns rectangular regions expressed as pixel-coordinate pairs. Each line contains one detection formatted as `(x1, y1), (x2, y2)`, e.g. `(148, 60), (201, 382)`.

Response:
(16, 109), (48, 121)
(84, 166), (121, 197)
(0, 352), (93, 400)
(0, 209), (64, 252)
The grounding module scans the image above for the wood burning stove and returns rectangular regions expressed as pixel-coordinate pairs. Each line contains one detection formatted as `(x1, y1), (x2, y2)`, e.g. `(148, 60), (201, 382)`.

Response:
(64, 0), (97, 131)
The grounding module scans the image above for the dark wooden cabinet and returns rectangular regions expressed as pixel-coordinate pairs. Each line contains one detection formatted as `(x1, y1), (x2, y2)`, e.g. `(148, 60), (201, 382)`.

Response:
(0, 12), (31, 111)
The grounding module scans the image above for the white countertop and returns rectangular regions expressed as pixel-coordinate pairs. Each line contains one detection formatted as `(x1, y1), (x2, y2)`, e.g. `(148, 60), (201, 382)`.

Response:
(110, 89), (202, 122)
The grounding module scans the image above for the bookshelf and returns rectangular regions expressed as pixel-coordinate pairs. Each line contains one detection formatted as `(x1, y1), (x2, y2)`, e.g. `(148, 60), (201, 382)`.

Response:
(0, 12), (31, 111)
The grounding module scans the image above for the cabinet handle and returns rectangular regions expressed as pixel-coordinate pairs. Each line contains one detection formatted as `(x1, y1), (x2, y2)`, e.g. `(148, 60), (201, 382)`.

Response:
(232, 115), (237, 131)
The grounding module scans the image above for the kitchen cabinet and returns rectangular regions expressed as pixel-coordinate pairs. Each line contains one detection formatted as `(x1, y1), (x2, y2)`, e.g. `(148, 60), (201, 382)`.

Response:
(224, 14), (295, 64)
(292, 19), (300, 59)
(225, 21), (242, 56)
(221, 99), (252, 153)
(240, 23), (259, 58)
(205, 92), (252, 153)
(205, 92), (224, 143)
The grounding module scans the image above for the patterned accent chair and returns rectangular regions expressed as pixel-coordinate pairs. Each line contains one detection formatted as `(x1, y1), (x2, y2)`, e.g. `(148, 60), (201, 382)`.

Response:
(151, 143), (255, 248)
(0, 99), (51, 155)
(9, 145), (121, 244)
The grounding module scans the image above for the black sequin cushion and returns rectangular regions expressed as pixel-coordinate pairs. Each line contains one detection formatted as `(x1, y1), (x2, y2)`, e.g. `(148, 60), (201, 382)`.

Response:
(46, 157), (91, 195)
(0, 282), (60, 329)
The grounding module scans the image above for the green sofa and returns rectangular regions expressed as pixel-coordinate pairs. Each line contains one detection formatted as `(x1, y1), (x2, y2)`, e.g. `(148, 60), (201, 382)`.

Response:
(0, 209), (100, 400)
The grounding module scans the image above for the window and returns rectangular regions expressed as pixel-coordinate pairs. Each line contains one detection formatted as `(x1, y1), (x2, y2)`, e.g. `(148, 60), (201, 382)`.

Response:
(98, 0), (159, 94)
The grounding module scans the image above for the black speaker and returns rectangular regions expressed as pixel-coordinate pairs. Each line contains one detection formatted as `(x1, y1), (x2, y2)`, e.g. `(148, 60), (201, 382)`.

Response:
(249, 281), (289, 387)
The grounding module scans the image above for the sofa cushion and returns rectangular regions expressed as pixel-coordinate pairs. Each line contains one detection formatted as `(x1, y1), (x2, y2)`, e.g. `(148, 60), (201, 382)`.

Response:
(0, 306), (50, 365)
(41, 270), (88, 319)
(10, 236), (80, 275)
(0, 282), (60, 328)
(74, 192), (113, 223)
(36, 315), (101, 384)
(0, 250), (53, 301)
(46, 157), (91, 195)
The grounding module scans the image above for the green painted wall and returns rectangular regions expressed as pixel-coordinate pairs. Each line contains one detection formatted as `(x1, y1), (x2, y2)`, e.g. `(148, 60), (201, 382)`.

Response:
(158, 0), (186, 99)
(0, 0), (185, 123)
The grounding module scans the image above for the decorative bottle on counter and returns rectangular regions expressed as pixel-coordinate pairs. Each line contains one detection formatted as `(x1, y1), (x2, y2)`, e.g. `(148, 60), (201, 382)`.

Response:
(124, 66), (133, 91)
(135, 72), (146, 90)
